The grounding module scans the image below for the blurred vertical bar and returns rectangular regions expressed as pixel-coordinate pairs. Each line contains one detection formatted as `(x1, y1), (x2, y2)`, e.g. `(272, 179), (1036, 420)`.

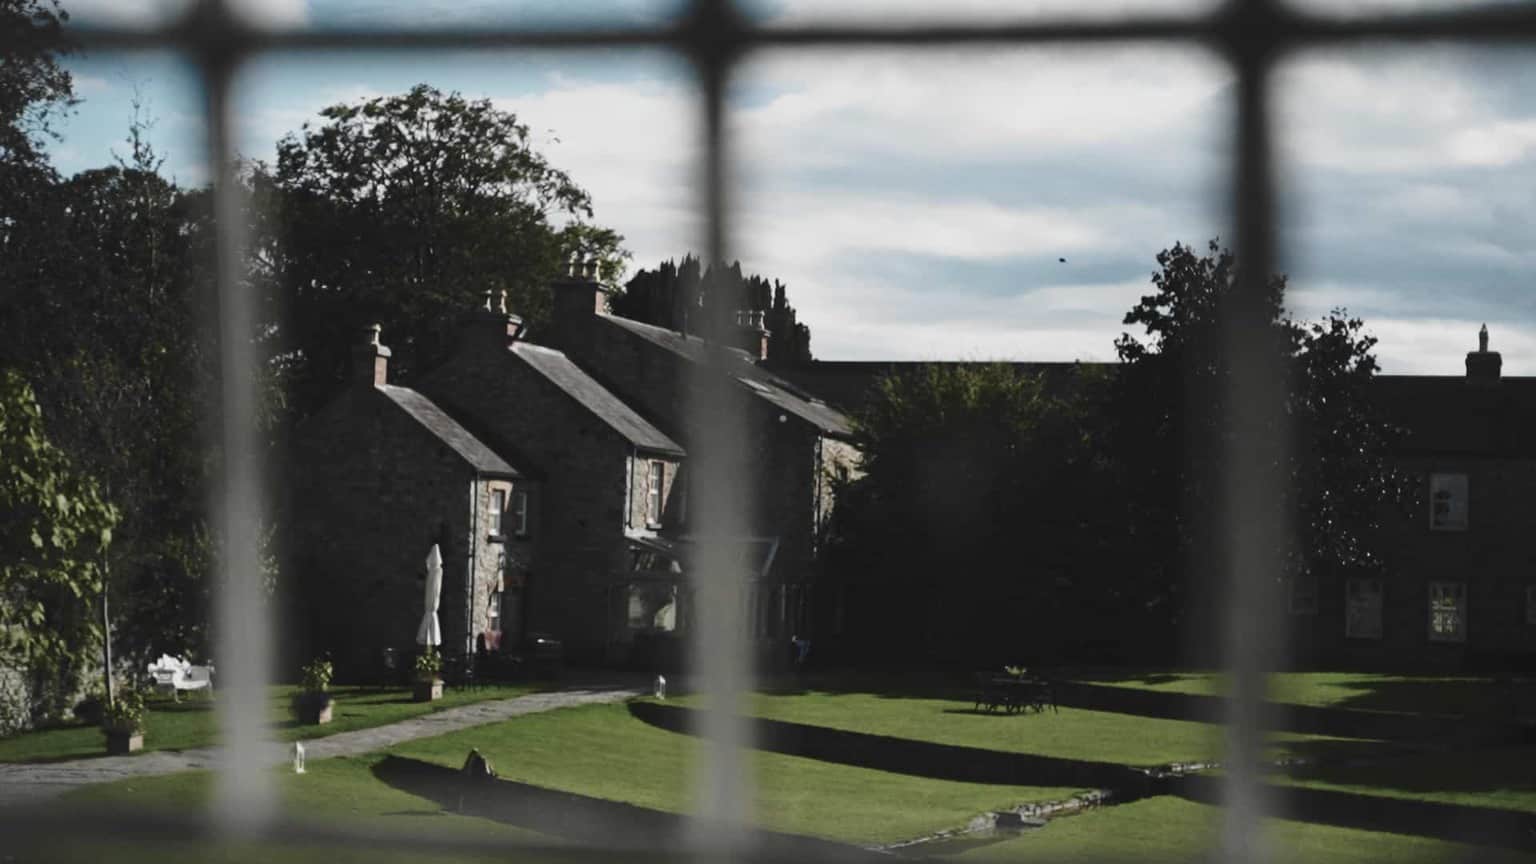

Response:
(199, 0), (276, 834)
(687, 1), (752, 860)
(1221, 1), (1284, 861)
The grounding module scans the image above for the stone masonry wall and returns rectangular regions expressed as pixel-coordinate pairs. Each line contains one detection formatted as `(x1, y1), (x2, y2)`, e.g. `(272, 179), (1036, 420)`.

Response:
(290, 386), (482, 680)
(421, 335), (633, 663)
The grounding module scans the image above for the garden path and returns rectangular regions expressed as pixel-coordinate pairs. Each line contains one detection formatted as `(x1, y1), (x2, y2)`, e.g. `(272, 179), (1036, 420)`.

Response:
(0, 680), (644, 806)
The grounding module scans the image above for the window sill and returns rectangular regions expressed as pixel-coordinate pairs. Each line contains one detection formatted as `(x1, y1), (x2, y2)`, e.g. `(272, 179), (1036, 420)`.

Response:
(487, 533), (507, 544)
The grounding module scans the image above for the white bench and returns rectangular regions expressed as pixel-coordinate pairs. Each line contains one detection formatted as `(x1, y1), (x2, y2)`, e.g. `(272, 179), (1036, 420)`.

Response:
(149, 657), (214, 699)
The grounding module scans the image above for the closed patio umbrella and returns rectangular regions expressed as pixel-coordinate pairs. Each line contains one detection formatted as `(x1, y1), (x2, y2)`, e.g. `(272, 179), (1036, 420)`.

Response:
(416, 544), (443, 648)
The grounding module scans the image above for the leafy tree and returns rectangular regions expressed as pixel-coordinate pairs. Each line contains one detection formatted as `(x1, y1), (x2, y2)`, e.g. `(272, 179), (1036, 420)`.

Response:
(828, 363), (1106, 662)
(612, 255), (813, 364)
(0, 370), (118, 730)
(253, 84), (625, 416)
(1110, 240), (1404, 654)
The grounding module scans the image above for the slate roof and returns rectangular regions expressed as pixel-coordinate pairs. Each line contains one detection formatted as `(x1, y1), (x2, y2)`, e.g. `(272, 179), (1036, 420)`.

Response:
(599, 314), (854, 439)
(1371, 375), (1536, 458)
(377, 385), (524, 477)
(511, 342), (685, 457)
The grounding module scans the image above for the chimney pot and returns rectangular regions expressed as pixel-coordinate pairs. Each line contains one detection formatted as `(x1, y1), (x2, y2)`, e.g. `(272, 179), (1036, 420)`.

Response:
(354, 323), (391, 387)
(1466, 323), (1502, 383)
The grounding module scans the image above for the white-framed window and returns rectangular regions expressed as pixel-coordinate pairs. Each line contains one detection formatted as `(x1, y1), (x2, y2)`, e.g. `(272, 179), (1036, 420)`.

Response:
(488, 588), (503, 633)
(1527, 585), (1536, 626)
(1429, 581), (1467, 643)
(1289, 571), (1318, 615)
(512, 489), (529, 537)
(489, 488), (506, 537)
(1345, 578), (1383, 640)
(1429, 473), (1468, 532)
(646, 460), (664, 527)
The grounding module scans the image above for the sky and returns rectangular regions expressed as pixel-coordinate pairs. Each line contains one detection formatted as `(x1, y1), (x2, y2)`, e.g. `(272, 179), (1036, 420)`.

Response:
(42, 0), (1536, 374)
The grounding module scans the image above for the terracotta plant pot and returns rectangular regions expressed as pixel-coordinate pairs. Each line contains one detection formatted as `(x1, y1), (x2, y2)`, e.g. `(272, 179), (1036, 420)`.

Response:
(413, 678), (444, 702)
(105, 729), (143, 755)
(292, 692), (334, 725)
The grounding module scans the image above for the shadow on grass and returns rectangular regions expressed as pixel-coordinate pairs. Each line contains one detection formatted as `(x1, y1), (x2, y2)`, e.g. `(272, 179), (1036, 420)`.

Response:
(628, 701), (1153, 795)
(1172, 773), (1536, 853)
(369, 755), (884, 862)
(1049, 682), (1536, 745)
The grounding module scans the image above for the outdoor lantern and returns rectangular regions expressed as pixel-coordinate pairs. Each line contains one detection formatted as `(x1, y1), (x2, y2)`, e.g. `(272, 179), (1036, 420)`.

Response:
(292, 741), (306, 774)
(654, 674), (667, 700)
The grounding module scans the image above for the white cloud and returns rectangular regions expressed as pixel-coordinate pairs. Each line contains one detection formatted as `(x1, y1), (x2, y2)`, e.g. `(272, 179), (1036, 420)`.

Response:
(736, 48), (1227, 168)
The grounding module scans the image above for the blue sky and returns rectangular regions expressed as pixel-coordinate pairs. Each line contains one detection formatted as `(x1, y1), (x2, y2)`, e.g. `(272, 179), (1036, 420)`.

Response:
(45, 0), (1536, 373)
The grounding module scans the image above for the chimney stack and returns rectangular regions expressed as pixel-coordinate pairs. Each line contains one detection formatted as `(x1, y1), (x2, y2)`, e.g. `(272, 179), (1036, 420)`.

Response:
(473, 289), (524, 350)
(733, 308), (770, 363)
(354, 323), (391, 387)
(552, 255), (609, 324)
(1466, 323), (1502, 383)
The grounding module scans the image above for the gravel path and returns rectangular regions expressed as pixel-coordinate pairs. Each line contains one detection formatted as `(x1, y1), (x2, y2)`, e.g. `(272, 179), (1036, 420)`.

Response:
(0, 682), (643, 806)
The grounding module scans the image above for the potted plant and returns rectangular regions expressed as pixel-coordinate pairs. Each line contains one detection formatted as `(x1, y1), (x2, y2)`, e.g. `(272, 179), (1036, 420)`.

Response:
(101, 687), (145, 755)
(291, 658), (335, 725)
(413, 648), (443, 702)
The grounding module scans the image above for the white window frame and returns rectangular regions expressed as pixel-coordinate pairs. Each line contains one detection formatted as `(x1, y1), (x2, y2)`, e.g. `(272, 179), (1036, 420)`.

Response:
(512, 489), (529, 537)
(646, 460), (664, 528)
(488, 588), (503, 633)
(1429, 472), (1469, 532)
(1345, 578), (1383, 640)
(1429, 581), (1467, 643)
(489, 488), (506, 537)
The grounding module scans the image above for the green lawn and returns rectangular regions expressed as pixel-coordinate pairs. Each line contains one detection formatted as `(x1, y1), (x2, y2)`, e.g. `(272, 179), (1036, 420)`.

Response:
(676, 690), (1346, 768)
(58, 700), (1085, 848)
(1079, 670), (1531, 717)
(389, 700), (1085, 845)
(924, 796), (1536, 863)
(23, 754), (558, 864)
(1270, 744), (1536, 814)
(0, 683), (541, 764)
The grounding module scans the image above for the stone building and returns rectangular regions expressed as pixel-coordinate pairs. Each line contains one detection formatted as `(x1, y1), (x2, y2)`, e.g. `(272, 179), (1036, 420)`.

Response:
(420, 304), (686, 664)
(289, 325), (536, 677)
(538, 273), (859, 645)
(1288, 325), (1536, 671)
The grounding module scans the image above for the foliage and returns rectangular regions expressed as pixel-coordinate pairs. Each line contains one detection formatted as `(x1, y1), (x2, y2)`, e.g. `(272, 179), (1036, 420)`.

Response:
(252, 84), (624, 417)
(299, 657), (333, 694)
(413, 648), (442, 681)
(1110, 240), (1405, 648)
(0, 370), (119, 724)
(100, 686), (145, 734)
(829, 362), (1109, 662)
(611, 255), (813, 364)
(0, 0), (73, 192)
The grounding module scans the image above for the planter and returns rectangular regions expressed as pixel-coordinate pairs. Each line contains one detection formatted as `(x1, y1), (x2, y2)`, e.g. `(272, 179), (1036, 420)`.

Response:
(292, 692), (335, 725)
(413, 678), (444, 702)
(105, 729), (143, 755)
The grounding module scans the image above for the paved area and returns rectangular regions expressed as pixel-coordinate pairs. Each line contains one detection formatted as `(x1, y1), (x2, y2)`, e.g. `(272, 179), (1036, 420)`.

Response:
(0, 681), (644, 806)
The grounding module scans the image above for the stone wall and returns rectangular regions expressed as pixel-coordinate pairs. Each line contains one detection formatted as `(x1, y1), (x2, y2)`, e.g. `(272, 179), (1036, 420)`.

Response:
(421, 335), (635, 663)
(289, 385), (480, 679)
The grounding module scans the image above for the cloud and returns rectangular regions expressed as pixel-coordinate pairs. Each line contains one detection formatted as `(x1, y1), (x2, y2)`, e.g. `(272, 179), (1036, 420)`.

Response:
(60, 0), (306, 27)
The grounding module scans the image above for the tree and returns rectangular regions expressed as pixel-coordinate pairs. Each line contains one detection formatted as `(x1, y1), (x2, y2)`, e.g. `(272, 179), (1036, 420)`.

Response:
(827, 363), (1106, 662)
(253, 84), (626, 417)
(1110, 240), (1405, 655)
(0, 370), (119, 731)
(611, 255), (814, 364)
